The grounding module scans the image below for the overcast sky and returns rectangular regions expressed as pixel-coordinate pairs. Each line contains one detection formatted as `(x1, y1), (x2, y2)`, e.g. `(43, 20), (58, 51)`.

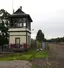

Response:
(0, 0), (64, 39)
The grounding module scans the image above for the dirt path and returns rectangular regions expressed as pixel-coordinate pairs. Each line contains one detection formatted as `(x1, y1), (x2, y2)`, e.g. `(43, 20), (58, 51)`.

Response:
(0, 60), (32, 68)
(48, 43), (64, 68)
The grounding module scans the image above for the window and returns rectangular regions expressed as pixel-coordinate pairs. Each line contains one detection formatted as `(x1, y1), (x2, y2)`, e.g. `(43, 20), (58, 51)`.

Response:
(17, 23), (20, 27)
(23, 23), (26, 27)
(20, 23), (22, 27)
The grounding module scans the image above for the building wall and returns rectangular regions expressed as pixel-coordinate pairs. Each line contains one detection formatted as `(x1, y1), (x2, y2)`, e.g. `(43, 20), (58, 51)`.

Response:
(8, 28), (31, 33)
(27, 32), (31, 46)
(9, 32), (26, 36)
(9, 35), (26, 45)
(9, 31), (31, 47)
(9, 31), (26, 44)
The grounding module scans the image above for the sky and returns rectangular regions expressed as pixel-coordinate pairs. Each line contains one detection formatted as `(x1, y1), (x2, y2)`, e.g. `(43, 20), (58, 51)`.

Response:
(0, 0), (64, 39)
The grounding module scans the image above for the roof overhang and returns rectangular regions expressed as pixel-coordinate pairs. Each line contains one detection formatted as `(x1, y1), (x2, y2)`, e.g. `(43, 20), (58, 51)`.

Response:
(8, 14), (33, 22)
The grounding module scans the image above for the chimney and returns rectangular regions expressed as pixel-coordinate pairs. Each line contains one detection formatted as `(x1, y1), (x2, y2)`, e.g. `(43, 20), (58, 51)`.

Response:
(20, 6), (22, 10)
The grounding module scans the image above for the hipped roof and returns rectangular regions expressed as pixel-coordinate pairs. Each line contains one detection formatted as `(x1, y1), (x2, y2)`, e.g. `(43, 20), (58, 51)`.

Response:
(8, 8), (33, 22)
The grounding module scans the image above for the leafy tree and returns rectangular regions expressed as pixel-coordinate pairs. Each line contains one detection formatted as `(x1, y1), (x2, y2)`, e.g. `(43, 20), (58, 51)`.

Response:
(0, 9), (10, 51)
(36, 30), (44, 42)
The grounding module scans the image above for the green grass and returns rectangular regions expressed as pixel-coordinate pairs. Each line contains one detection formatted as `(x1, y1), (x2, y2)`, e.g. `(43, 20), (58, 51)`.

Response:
(0, 50), (48, 61)
(34, 51), (48, 58)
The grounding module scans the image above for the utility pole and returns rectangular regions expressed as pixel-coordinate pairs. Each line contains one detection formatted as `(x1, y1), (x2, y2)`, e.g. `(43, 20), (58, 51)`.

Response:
(12, 0), (14, 14)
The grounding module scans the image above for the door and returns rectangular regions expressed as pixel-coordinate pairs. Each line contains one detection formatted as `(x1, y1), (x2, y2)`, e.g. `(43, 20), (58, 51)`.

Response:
(15, 38), (20, 48)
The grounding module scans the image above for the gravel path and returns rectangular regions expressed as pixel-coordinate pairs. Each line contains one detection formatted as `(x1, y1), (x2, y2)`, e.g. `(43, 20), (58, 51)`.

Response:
(48, 43), (64, 68)
(0, 60), (32, 68)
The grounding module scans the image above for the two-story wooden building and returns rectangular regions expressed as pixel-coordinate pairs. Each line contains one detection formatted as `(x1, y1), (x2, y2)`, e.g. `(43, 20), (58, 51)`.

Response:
(8, 6), (33, 48)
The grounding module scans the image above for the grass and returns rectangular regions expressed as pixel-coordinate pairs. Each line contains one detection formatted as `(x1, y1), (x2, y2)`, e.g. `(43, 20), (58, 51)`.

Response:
(34, 51), (48, 58)
(0, 50), (48, 61)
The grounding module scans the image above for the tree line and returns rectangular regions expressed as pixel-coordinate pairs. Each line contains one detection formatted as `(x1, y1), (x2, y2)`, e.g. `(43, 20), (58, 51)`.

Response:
(47, 37), (64, 43)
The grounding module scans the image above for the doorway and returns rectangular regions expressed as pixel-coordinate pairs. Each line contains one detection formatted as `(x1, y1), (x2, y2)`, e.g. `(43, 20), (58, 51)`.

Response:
(15, 38), (20, 48)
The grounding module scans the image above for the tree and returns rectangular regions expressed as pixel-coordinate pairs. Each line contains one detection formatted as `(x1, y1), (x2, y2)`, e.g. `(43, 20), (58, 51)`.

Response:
(36, 30), (44, 42)
(0, 9), (10, 51)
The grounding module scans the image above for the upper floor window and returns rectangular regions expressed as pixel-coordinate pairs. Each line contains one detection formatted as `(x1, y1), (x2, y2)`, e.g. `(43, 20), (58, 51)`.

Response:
(23, 23), (26, 27)
(20, 23), (22, 27)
